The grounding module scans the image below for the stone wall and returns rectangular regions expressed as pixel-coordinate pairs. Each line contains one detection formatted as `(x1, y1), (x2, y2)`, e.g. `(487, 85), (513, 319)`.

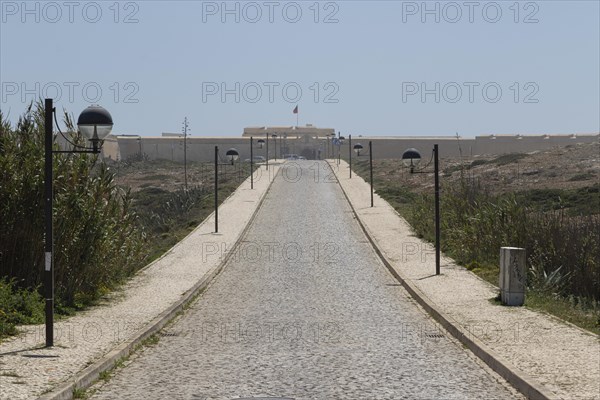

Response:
(105, 134), (599, 162)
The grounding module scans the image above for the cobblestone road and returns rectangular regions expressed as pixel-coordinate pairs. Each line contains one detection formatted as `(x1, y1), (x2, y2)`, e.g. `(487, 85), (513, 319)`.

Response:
(90, 161), (522, 400)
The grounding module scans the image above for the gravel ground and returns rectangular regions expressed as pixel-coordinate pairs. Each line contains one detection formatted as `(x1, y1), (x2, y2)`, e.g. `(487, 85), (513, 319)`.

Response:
(331, 160), (600, 400)
(0, 166), (278, 400)
(89, 161), (522, 400)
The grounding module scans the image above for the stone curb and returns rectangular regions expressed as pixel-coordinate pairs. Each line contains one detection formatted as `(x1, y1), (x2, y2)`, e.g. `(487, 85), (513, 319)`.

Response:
(327, 160), (557, 400)
(37, 167), (279, 400)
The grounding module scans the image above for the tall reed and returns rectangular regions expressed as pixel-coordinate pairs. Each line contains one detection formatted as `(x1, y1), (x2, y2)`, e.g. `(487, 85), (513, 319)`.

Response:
(0, 102), (145, 308)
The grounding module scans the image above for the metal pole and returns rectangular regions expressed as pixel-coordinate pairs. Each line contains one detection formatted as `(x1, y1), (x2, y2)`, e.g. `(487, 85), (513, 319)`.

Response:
(334, 135), (337, 157)
(369, 141), (374, 208)
(434, 144), (440, 275)
(214, 146), (218, 233)
(183, 119), (188, 190)
(266, 133), (269, 170)
(44, 98), (54, 347)
(332, 135), (335, 158)
(349, 134), (352, 179)
(338, 132), (341, 165)
(250, 137), (254, 189)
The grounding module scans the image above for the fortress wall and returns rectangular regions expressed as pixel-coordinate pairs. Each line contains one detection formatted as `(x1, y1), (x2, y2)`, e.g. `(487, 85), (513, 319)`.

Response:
(111, 134), (599, 162)
(100, 136), (120, 160)
(117, 137), (255, 162)
(472, 135), (598, 155)
(359, 138), (473, 159)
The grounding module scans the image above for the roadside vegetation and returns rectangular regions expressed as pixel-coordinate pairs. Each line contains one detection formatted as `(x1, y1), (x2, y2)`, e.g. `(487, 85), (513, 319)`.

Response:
(349, 143), (600, 334)
(0, 102), (254, 340)
(112, 157), (255, 263)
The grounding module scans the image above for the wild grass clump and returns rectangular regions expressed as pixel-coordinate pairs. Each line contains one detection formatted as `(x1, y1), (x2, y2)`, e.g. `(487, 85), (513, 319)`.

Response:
(569, 172), (595, 182)
(490, 153), (528, 165)
(128, 164), (248, 262)
(134, 185), (211, 233)
(407, 178), (600, 301)
(0, 278), (44, 337)
(0, 102), (146, 322)
(122, 152), (149, 166)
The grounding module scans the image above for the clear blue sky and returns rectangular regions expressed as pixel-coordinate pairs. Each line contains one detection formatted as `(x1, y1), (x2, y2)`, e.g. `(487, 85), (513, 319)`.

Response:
(1, 1), (599, 137)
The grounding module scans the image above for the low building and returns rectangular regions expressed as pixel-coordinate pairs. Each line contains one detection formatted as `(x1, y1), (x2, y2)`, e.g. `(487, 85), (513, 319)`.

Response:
(243, 125), (335, 138)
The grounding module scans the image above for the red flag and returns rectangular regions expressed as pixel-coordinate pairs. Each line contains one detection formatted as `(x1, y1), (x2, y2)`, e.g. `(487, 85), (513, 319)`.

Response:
(293, 105), (298, 114)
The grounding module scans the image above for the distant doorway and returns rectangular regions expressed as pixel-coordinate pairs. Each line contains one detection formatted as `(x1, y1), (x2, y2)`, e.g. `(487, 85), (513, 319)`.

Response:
(300, 148), (316, 160)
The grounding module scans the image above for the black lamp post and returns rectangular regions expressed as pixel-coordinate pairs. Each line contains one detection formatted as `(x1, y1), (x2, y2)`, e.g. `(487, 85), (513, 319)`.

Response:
(348, 134), (352, 178)
(257, 138), (265, 173)
(250, 137), (254, 189)
(353, 143), (363, 156)
(330, 133), (336, 158)
(354, 142), (375, 208)
(272, 134), (278, 160)
(136, 136), (142, 157)
(226, 148), (240, 165)
(401, 148), (422, 173)
(214, 146), (218, 232)
(338, 135), (344, 165)
(265, 133), (269, 170)
(182, 117), (189, 190)
(402, 145), (441, 275)
(369, 141), (373, 207)
(214, 147), (239, 233)
(45, 100), (113, 347)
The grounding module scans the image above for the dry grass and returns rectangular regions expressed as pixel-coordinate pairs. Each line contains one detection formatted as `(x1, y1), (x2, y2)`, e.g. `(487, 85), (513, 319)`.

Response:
(350, 144), (600, 334)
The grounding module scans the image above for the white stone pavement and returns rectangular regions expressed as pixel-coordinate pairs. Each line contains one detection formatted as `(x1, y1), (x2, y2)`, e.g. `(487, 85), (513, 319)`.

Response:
(330, 160), (600, 400)
(0, 164), (280, 400)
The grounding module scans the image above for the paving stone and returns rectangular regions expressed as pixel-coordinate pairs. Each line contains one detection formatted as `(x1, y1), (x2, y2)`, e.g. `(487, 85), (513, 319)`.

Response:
(90, 161), (522, 400)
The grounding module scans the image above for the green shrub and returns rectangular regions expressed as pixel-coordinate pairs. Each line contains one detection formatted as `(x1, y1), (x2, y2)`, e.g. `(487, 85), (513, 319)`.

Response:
(470, 159), (487, 168)
(0, 278), (44, 337)
(405, 179), (600, 300)
(569, 172), (594, 182)
(133, 185), (210, 233)
(513, 185), (599, 216)
(490, 153), (527, 165)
